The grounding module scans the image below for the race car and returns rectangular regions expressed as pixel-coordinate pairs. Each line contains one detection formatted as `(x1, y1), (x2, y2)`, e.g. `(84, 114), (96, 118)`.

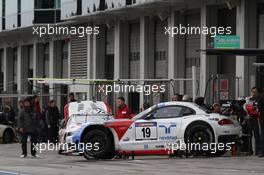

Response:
(0, 124), (16, 143)
(59, 100), (114, 154)
(65, 101), (242, 160)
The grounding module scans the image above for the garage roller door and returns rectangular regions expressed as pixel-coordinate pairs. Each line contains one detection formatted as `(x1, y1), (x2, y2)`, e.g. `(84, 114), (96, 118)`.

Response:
(62, 43), (68, 78)
(155, 19), (168, 79)
(70, 35), (87, 78)
(185, 13), (200, 95)
(153, 19), (169, 103)
(129, 22), (140, 79)
(106, 27), (115, 55)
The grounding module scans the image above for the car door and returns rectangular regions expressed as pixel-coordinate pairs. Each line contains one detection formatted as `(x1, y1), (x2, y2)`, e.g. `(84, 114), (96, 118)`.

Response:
(131, 105), (185, 151)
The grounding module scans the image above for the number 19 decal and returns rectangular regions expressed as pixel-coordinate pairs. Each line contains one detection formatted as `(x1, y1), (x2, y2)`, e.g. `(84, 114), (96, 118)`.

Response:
(142, 127), (151, 138)
(135, 122), (157, 141)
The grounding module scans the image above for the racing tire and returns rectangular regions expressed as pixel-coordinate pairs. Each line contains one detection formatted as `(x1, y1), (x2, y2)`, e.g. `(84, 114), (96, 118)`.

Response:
(185, 124), (214, 156)
(82, 129), (115, 160)
(3, 129), (14, 144)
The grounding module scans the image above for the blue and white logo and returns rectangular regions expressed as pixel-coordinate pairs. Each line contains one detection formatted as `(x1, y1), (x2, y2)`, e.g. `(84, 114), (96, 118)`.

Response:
(159, 124), (177, 134)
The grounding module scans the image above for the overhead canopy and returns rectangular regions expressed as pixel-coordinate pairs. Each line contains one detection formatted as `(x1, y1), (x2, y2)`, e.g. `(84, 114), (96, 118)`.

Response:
(200, 48), (264, 56)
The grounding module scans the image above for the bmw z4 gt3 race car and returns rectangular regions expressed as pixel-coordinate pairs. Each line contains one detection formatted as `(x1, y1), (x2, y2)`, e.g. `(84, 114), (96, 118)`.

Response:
(65, 101), (242, 160)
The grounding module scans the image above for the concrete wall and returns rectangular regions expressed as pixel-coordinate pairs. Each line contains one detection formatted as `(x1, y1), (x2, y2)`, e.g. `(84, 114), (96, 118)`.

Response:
(0, 0), (262, 109)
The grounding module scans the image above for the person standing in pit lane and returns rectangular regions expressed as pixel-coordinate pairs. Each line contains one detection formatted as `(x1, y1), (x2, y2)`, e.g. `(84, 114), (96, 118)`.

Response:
(46, 100), (60, 143)
(18, 97), (38, 158)
(115, 97), (134, 119)
(244, 87), (262, 156)
(63, 93), (77, 122)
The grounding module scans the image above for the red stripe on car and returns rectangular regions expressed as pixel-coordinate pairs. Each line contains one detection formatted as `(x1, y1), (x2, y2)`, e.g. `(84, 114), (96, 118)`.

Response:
(105, 120), (134, 140)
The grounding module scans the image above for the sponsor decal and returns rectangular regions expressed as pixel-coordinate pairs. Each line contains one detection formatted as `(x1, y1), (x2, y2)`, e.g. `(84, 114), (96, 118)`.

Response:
(123, 137), (130, 142)
(135, 122), (158, 141)
(209, 118), (219, 121)
(155, 145), (165, 149)
(159, 136), (177, 141)
(135, 122), (157, 127)
(159, 124), (177, 134)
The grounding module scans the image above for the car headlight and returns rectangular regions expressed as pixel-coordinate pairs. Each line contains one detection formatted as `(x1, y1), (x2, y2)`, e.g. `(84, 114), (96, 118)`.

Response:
(66, 128), (81, 137)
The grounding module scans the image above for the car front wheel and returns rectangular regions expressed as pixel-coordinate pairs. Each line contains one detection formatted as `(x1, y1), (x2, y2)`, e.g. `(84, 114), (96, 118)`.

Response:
(82, 129), (115, 160)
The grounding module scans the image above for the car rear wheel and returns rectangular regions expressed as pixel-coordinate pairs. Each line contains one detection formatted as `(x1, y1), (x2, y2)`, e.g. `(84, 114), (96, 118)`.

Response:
(185, 124), (214, 156)
(3, 129), (14, 144)
(82, 129), (115, 160)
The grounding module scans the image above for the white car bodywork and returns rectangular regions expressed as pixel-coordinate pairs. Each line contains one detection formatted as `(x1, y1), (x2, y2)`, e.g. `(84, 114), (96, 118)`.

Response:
(60, 101), (114, 152)
(107, 102), (242, 152)
(66, 101), (114, 134)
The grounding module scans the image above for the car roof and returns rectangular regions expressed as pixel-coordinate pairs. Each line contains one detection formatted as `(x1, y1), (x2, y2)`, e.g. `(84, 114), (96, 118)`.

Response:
(133, 101), (208, 120)
(156, 102), (208, 114)
(155, 101), (197, 108)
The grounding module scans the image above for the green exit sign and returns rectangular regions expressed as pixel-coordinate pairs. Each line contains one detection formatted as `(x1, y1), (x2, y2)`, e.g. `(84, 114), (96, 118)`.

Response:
(214, 35), (240, 49)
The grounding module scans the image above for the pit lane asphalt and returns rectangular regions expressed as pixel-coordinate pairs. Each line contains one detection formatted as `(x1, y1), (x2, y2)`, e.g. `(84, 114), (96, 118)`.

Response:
(0, 143), (264, 175)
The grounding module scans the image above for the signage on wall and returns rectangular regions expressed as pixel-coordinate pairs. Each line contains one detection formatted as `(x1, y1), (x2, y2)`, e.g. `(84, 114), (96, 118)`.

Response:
(214, 35), (240, 49)
(220, 79), (229, 91)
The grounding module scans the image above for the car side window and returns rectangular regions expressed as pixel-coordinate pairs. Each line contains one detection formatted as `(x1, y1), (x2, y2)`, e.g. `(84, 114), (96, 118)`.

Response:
(153, 106), (183, 119)
(181, 107), (195, 116)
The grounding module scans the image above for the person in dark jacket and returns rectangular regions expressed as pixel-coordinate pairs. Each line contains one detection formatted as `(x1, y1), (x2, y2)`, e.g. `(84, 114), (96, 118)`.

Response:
(18, 97), (38, 158)
(46, 100), (60, 143)
(244, 87), (262, 155)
